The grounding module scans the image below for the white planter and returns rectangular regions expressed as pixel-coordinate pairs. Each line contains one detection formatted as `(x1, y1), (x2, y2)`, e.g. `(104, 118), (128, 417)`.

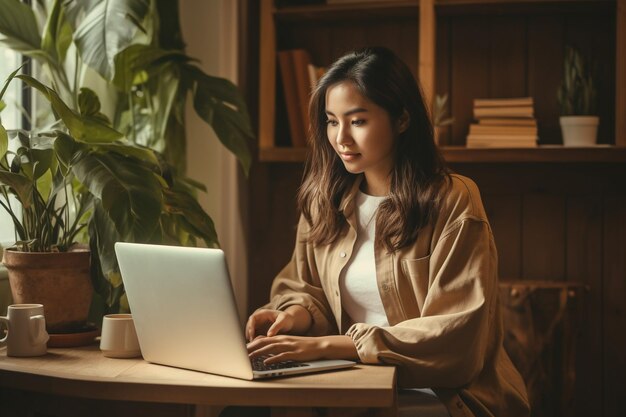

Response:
(560, 116), (599, 146)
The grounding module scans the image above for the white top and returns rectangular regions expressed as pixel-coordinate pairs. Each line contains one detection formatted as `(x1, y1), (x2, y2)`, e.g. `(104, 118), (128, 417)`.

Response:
(339, 190), (389, 327)
(339, 192), (439, 399)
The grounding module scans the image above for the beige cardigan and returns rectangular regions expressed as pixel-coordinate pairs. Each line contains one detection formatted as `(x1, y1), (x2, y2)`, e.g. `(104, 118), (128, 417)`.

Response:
(262, 174), (530, 417)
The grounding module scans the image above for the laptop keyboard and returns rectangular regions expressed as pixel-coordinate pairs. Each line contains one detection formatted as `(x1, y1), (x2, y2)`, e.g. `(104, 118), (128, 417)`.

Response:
(251, 355), (311, 372)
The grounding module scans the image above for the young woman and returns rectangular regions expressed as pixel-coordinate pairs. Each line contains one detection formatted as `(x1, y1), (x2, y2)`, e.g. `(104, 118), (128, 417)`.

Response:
(246, 47), (530, 417)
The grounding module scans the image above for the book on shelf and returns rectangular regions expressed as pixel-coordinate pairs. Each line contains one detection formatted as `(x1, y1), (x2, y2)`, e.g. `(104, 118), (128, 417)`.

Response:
(473, 105), (534, 119)
(467, 140), (537, 148)
(466, 142), (538, 148)
(467, 96), (539, 147)
(277, 48), (325, 148)
(467, 134), (537, 148)
(277, 50), (307, 147)
(478, 118), (537, 126)
(473, 97), (533, 108)
(291, 49), (314, 145)
(469, 123), (538, 136)
(307, 63), (326, 88)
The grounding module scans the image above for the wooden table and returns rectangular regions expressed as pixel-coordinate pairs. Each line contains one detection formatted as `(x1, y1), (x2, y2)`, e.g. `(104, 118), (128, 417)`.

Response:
(0, 345), (396, 417)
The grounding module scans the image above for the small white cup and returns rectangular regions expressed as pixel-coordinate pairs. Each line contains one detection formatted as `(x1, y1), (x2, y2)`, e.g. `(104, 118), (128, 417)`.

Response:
(99, 313), (141, 358)
(0, 304), (50, 357)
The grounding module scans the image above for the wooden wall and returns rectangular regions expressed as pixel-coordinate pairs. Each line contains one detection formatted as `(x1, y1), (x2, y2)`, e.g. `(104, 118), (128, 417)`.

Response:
(455, 163), (626, 417)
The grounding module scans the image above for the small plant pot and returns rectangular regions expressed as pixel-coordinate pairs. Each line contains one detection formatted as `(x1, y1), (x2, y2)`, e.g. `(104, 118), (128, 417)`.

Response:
(560, 116), (599, 146)
(2, 249), (93, 334)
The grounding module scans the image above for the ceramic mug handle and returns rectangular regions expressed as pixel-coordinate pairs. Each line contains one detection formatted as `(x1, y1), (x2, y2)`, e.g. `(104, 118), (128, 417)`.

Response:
(0, 315), (8, 346)
(29, 315), (49, 346)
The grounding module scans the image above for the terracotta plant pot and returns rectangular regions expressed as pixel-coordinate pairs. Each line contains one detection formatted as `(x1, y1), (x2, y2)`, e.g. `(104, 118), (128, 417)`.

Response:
(2, 249), (93, 334)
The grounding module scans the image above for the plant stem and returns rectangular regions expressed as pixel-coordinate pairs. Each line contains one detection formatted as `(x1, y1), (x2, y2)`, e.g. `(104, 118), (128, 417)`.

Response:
(74, 49), (80, 110)
(129, 93), (137, 143)
(145, 86), (157, 147)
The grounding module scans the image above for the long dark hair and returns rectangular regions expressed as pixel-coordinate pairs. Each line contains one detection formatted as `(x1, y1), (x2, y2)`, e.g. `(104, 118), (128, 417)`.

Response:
(298, 47), (450, 252)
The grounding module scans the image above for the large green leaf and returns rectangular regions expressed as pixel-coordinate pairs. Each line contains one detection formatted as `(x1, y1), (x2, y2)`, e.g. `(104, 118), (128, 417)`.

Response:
(0, 170), (34, 208)
(163, 187), (218, 247)
(186, 65), (253, 134)
(73, 0), (150, 80)
(89, 200), (120, 282)
(17, 74), (123, 142)
(30, 148), (54, 180)
(0, 0), (43, 54)
(62, 0), (101, 29)
(54, 132), (87, 174)
(72, 151), (163, 241)
(0, 123), (7, 159)
(190, 69), (253, 176)
(112, 44), (190, 92)
(88, 200), (123, 310)
(93, 142), (159, 166)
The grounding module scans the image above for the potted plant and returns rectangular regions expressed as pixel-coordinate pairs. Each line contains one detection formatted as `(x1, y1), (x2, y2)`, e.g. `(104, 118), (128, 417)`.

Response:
(432, 93), (454, 146)
(0, 69), (214, 335)
(0, 0), (253, 329)
(557, 46), (599, 146)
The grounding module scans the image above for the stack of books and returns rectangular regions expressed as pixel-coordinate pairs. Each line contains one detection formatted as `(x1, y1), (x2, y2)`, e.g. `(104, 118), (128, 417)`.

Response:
(466, 97), (538, 148)
(277, 49), (326, 147)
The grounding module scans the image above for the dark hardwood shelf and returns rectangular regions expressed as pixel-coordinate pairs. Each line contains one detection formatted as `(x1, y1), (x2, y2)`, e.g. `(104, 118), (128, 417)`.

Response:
(441, 145), (626, 163)
(435, 0), (614, 15)
(274, 0), (613, 20)
(259, 145), (626, 163)
(274, 1), (419, 21)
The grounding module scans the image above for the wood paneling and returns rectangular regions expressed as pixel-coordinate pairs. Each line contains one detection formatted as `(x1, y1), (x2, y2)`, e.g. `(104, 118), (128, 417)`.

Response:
(450, 15), (490, 145)
(483, 194), (522, 280)
(258, 0), (276, 150)
(419, 0), (436, 107)
(434, 17), (452, 145)
(490, 16), (526, 98)
(566, 195), (603, 417)
(248, 163), (303, 314)
(278, 18), (418, 72)
(616, 0), (626, 146)
(528, 15), (563, 145)
(603, 195), (626, 417)
(523, 194), (566, 280)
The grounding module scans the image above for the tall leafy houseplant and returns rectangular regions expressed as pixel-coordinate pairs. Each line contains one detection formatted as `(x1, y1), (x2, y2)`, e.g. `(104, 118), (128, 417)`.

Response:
(0, 0), (254, 314)
(557, 46), (599, 146)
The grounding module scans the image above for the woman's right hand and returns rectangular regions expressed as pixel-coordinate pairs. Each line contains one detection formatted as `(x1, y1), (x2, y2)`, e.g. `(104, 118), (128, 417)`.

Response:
(245, 305), (312, 342)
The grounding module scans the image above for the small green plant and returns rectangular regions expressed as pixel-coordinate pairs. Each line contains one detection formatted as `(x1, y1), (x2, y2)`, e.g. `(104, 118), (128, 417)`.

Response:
(557, 46), (597, 116)
(433, 93), (454, 128)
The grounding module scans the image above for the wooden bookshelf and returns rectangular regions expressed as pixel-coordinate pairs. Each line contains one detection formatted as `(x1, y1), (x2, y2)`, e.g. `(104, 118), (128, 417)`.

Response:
(258, 0), (625, 162)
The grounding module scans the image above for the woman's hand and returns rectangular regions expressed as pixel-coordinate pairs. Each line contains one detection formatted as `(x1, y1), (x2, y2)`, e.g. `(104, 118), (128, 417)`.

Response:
(245, 305), (312, 341)
(247, 335), (359, 365)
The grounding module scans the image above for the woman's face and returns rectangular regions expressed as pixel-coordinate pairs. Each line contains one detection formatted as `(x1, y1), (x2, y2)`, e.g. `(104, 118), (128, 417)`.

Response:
(325, 81), (398, 195)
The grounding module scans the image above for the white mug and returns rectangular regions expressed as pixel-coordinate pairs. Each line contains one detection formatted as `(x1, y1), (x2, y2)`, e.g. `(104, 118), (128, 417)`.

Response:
(99, 313), (141, 358)
(0, 304), (50, 357)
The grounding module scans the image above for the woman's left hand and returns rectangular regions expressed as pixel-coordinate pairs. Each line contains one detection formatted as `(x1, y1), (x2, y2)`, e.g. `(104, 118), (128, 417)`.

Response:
(247, 335), (359, 365)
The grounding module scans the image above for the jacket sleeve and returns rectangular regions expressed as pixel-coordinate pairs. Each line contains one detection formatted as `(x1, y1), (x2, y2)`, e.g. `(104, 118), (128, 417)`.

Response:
(346, 216), (498, 388)
(258, 215), (338, 336)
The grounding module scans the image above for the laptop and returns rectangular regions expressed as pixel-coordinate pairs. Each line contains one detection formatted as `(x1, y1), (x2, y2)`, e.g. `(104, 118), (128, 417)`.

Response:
(114, 242), (355, 380)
